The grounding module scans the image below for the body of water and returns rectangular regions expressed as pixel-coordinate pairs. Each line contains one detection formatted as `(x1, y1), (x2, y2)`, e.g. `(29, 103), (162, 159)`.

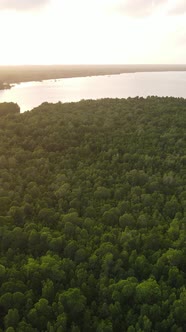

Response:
(0, 71), (186, 112)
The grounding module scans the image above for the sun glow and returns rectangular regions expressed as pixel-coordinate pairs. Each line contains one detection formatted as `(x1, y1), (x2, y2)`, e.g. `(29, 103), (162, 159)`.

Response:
(0, 0), (185, 65)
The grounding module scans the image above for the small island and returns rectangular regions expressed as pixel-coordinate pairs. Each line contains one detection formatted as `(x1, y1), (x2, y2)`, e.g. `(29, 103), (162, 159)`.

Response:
(0, 82), (11, 90)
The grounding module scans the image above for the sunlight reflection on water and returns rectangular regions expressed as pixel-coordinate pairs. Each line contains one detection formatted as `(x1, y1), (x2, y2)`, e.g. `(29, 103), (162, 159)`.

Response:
(0, 71), (186, 112)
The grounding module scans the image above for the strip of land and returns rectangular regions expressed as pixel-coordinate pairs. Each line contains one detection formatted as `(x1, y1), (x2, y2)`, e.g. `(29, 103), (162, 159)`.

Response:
(0, 64), (186, 90)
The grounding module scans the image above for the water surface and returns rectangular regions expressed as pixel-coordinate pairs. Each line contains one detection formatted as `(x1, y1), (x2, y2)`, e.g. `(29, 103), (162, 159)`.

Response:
(0, 71), (186, 112)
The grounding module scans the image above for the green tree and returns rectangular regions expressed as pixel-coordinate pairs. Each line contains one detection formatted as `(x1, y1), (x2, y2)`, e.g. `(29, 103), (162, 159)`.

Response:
(4, 309), (19, 329)
(136, 279), (161, 304)
(60, 288), (86, 320)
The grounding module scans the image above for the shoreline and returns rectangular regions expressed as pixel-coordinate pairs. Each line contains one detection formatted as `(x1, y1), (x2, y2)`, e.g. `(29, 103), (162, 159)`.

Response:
(1, 64), (186, 91)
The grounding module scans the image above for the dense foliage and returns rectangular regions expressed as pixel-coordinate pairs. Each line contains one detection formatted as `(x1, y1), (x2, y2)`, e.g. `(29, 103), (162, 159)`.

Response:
(0, 97), (185, 332)
(0, 103), (20, 117)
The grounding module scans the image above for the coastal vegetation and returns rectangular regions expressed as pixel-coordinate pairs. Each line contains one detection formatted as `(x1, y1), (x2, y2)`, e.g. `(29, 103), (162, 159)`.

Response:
(0, 97), (185, 331)
(0, 102), (20, 116)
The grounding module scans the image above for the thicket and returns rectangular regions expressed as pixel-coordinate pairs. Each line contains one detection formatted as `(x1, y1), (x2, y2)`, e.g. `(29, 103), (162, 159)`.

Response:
(0, 97), (185, 331)
(0, 103), (20, 117)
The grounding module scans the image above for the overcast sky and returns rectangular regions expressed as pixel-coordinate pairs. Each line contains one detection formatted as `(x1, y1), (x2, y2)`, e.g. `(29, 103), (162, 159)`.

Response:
(0, 0), (186, 65)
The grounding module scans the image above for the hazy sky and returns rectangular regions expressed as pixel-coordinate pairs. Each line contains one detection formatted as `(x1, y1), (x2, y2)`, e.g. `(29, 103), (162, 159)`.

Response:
(0, 0), (186, 65)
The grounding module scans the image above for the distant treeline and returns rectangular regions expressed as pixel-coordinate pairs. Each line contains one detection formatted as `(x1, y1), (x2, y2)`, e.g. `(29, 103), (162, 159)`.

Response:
(0, 64), (186, 88)
(0, 97), (185, 331)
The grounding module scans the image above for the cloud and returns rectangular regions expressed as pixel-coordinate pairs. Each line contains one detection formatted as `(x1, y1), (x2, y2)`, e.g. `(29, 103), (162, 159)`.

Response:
(115, 0), (168, 17)
(113, 0), (186, 17)
(0, 0), (50, 11)
(168, 0), (186, 16)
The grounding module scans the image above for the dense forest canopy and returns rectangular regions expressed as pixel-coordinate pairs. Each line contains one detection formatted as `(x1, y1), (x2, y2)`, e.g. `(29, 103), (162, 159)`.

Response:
(0, 97), (185, 331)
